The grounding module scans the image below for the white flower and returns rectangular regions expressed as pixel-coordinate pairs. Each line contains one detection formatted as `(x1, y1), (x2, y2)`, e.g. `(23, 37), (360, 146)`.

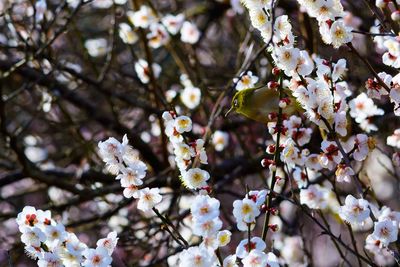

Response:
(82, 247), (112, 267)
(296, 50), (314, 76)
(365, 233), (383, 252)
(249, 7), (271, 31)
(233, 198), (260, 224)
(178, 246), (216, 267)
(182, 168), (210, 189)
(382, 39), (400, 68)
(352, 134), (372, 161)
(194, 139), (208, 164)
(38, 252), (63, 267)
(332, 59), (347, 81)
(174, 116), (192, 133)
(305, 154), (323, 171)
(273, 15), (293, 43)
(242, 250), (279, 267)
(299, 184), (328, 209)
(365, 72), (391, 99)
(45, 223), (67, 243)
(123, 184), (140, 198)
(173, 142), (195, 161)
(191, 195), (220, 222)
(334, 111), (348, 137)
(96, 231), (118, 255)
(181, 86), (201, 109)
(147, 23), (170, 49)
(84, 38), (108, 57)
(233, 71), (259, 91)
(329, 19), (353, 48)
(16, 206), (52, 228)
(281, 138), (303, 168)
(127, 5), (156, 29)
(180, 21), (200, 44)
(223, 254), (238, 267)
(65, 233), (87, 259)
(371, 219), (398, 247)
(134, 59), (161, 84)
(247, 190), (268, 207)
(212, 131), (229, 151)
(378, 206), (400, 226)
(20, 226), (46, 247)
(200, 235), (219, 251)
(274, 47), (300, 73)
(118, 23), (138, 44)
(320, 141), (342, 170)
(217, 230), (232, 247)
(192, 217), (223, 237)
(117, 164), (147, 187)
(293, 167), (308, 188)
(335, 164), (354, 183)
(162, 14), (185, 34)
(236, 237), (266, 258)
(387, 129), (400, 148)
(137, 187), (162, 211)
(338, 195), (370, 224)
(349, 93), (384, 123)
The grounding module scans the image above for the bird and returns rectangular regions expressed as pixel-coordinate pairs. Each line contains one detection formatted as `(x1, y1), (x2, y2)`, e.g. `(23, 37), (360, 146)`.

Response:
(225, 85), (303, 123)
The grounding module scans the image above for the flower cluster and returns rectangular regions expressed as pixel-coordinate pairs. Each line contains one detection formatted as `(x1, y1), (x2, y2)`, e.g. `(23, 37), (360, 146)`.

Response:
(233, 190), (266, 231)
(16, 206), (118, 267)
(98, 135), (162, 211)
(298, 0), (353, 48)
(241, 0), (274, 44)
(162, 111), (209, 188)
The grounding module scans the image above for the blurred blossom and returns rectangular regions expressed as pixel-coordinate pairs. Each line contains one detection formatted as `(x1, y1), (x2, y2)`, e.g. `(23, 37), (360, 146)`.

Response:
(212, 130), (229, 151)
(134, 59), (161, 84)
(92, 0), (113, 9)
(180, 21), (200, 44)
(180, 86), (201, 109)
(84, 38), (108, 57)
(35, 0), (47, 22)
(24, 146), (47, 163)
(119, 23), (138, 44)
(147, 23), (170, 49)
(127, 6), (156, 29)
(161, 14), (185, 35)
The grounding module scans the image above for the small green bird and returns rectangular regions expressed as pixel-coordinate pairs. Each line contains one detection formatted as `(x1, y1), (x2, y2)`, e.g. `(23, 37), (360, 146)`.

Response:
(225, 85), (303, 123)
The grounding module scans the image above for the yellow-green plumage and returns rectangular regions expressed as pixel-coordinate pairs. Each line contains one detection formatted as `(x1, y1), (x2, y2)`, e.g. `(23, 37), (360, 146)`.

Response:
(227, 86), (303, 123)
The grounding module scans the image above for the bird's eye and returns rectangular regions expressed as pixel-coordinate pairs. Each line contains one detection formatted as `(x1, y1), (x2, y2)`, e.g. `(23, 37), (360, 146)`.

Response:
(234, 99), (238, 107)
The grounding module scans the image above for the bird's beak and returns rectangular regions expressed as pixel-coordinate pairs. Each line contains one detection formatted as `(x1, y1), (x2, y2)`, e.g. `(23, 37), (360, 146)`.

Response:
(225, 106), (234, 117)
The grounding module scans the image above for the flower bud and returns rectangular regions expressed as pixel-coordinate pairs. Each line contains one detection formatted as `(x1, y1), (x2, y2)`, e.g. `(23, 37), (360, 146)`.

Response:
(260, 204), (268, 213)
(266, 144), (276, 154)
(279, 97), (291, 109)
(268, 224), (279, 232)
(272, 67), (281, 76)
(268, 81), (279, 90)
(261, 158), (275, 168)
(268, 112), (278, 121)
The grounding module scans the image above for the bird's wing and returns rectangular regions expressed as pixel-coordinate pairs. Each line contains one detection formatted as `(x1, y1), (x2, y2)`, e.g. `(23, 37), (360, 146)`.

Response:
(240, 87), (280, 123)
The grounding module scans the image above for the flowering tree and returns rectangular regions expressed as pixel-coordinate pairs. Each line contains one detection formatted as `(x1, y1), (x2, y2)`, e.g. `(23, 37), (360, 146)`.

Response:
(1, 0), (400, 266)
